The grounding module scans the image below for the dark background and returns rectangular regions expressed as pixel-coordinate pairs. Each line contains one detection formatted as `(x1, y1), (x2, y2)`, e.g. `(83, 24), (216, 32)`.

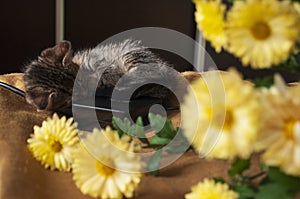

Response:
(0, 0), (195, 73)
(1, 0), (300, 82)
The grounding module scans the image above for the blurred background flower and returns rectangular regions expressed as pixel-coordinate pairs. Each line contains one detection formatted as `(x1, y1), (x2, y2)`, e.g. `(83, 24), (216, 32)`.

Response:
(194, 0), (300, 69)
(194, 0), (227, 52)
(256, 75), (300, 176)
(182, 69), (261, 159)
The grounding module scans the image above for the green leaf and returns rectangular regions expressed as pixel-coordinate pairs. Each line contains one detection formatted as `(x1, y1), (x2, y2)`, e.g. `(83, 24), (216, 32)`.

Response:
(228, 158), (251, 177)
(148, 113), (176, 139)
(147, 150), (163, 176)
(255, 183), (294, 199)
(267, 167), (300, 193)
(213, 177), (226, 184)
(112, 116), (150, 144)
(132, 117), (149, 144)
(233, 184), (255, 199)
(112, 116), (131, 137)
(255, 167), (300, 199)
(275, 53), (300, 73)
(150, 136), (171, 145)
(136, 116), (143, 127)
(254, 76), (274, 88)
(163, 145), (189, 154)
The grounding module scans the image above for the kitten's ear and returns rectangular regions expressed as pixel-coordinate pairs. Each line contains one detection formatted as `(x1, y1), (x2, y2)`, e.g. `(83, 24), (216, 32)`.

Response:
(39, 40), (73, 66)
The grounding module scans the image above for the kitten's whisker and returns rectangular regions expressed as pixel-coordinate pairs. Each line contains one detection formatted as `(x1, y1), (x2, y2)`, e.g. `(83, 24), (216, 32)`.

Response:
(73, 103), (125, 113)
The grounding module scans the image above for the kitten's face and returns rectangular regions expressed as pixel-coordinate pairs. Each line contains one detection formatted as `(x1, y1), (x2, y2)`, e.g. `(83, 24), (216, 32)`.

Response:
(24, 41), (79, 114)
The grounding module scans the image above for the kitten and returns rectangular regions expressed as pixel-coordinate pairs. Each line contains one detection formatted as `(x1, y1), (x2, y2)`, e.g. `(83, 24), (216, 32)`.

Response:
(24, 40), (179, 115)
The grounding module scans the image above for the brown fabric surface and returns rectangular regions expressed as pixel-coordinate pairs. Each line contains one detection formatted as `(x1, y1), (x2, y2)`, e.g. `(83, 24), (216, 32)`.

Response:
(0, 73), (25, 91)
(0, 73), (299, 199)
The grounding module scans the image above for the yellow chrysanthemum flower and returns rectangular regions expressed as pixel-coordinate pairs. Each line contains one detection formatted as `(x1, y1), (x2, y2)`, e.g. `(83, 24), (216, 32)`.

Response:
(185, 179), (238, 199)
(226, 0), (300, 68)
(182, 70), (260, 159)
(255, 75), (300, 176)
(194, 0), (227, 52)
(72, 127), (143, 199)
(27, 113), (79, 171)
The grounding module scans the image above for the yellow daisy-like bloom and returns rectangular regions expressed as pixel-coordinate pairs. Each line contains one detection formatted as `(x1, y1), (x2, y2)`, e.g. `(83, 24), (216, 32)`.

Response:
(185, 178), (238, 199)
(182, 70), (260, 159)
(194, 0), (227, 52)
(255, 75), (300, 176)
(72, 127), (143, 199)
(27, 113), (79, 171)
(226, 0), (300, 68)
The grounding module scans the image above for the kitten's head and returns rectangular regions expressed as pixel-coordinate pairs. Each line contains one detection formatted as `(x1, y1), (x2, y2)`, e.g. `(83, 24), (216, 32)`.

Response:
(24, 41), (79, 114)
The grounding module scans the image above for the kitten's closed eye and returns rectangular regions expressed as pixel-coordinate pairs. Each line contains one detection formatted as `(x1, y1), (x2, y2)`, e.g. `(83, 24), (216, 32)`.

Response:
(25, 86), (53, 111)
(25, 86), (70, 112)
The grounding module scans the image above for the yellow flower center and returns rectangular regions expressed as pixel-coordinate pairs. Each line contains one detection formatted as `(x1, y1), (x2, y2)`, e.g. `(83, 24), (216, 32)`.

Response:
(50, 140), (63, 152)
(223, 110), (234, 131)
(283, 119), (297, 141)
(251, 21), (271, 40)
(207, 105), (234, 131)
(96, 158), (115, 176)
